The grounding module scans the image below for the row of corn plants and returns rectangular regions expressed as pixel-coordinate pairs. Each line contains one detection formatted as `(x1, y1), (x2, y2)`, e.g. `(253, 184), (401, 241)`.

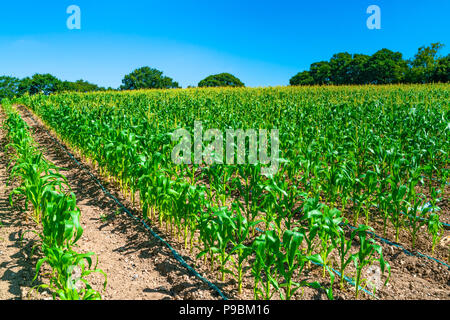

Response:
(1, 102), (106, 300)
(12, 84), (448, 299)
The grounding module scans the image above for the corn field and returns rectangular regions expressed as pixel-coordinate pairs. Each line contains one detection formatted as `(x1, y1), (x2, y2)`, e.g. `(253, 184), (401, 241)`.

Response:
(7, 83), (450, 300)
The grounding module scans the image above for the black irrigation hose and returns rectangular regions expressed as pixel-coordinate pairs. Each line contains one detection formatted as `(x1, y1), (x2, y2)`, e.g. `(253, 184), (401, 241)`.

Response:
(344, 200), (450, 268)
(349, 197), (450, 229)
(293, 206), (449, 269)
(20, 106), (229, 301)
(343, 223), (450, 269)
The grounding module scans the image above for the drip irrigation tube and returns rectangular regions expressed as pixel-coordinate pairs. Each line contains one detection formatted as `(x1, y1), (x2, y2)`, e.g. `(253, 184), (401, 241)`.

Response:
(20, 106), (228, 301)
(295, 201), (449, 270)
(417, 202), (450, 229)
(314, 262), (379, 300)
(422, 175), (450, 186)
(344, 223), (450, 269)
(349, 197), (450, 229)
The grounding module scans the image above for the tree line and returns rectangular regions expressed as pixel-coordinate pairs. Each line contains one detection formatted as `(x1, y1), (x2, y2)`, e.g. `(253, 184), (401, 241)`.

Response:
(0, 42), (448, 100)
(0, 74), (110, 100)
(290, 42), (449, 86)
(0, 68), (245, 100)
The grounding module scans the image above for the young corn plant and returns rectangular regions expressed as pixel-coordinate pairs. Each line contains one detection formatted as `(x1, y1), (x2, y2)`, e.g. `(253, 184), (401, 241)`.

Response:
(261, 178), (288, 237)
(307, 253), (336, 300)
(40, 190), (83, 250)
(180, 184), (206, 251)
(210, 207), (236, 282)
(387, 178), (408, 242)
(9, 154), (69, 225)
(332, 224), (355, 290)
(352, 225), (390, 299)
(315, 206), (344, 278)
(298, 196), (326, 263)
(233, 164), (265, 234)
(197, 207), (221, 272)
(34, 247), (107, 300)
(360, 170), (378, 224)
(275, 229), (311, 300)
(427, 213), (443, 255)
(251, 230), (281, 300)
(404, 195), (430, 250)
(228, 202), (259, 294)
(350, 169), (365, 225)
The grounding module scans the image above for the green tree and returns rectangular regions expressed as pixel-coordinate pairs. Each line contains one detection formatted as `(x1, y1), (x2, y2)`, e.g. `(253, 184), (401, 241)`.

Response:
(366, 49), (408, 84)
(407, 42), (445, 83)
(120, 67), (180, 90)
(289, 71), (314, 86)
(289, 43), (446, 86)
(59, 80), (104, 92)
(310, 61), (331, 85)
(329, 52), (353, 85)
(0, 76), (21, 100)
(18, 74), (62, 96)
(348, 54), (370, 84)
(198, 73), (245, 88)
(432, 54), (450, 83)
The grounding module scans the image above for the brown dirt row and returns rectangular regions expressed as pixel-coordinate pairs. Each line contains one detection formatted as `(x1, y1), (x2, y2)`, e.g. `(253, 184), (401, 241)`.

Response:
(0, 112), (40, 300)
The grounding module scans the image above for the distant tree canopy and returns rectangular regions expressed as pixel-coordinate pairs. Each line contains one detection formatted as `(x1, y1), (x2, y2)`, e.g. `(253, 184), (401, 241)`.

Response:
(120, 67), (180, 90)
(59, 79), (104, 93)
(289, 71), (314, 86)
(405, 43), (448, 83)
(0, 76), (21, 100)
(12, 74), (105, 97)
(290, 43), (448, 86)
(198, 73), (245, 88)
(432, 54), (450, 83)
(18, 74), (62, 96)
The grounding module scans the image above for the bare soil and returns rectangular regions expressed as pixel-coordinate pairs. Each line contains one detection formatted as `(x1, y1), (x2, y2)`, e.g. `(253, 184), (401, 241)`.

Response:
(0, 119), (42, 300)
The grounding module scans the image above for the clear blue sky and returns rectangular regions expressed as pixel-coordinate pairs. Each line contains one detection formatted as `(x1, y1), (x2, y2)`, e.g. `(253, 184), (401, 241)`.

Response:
(0, 0), (448, 88)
